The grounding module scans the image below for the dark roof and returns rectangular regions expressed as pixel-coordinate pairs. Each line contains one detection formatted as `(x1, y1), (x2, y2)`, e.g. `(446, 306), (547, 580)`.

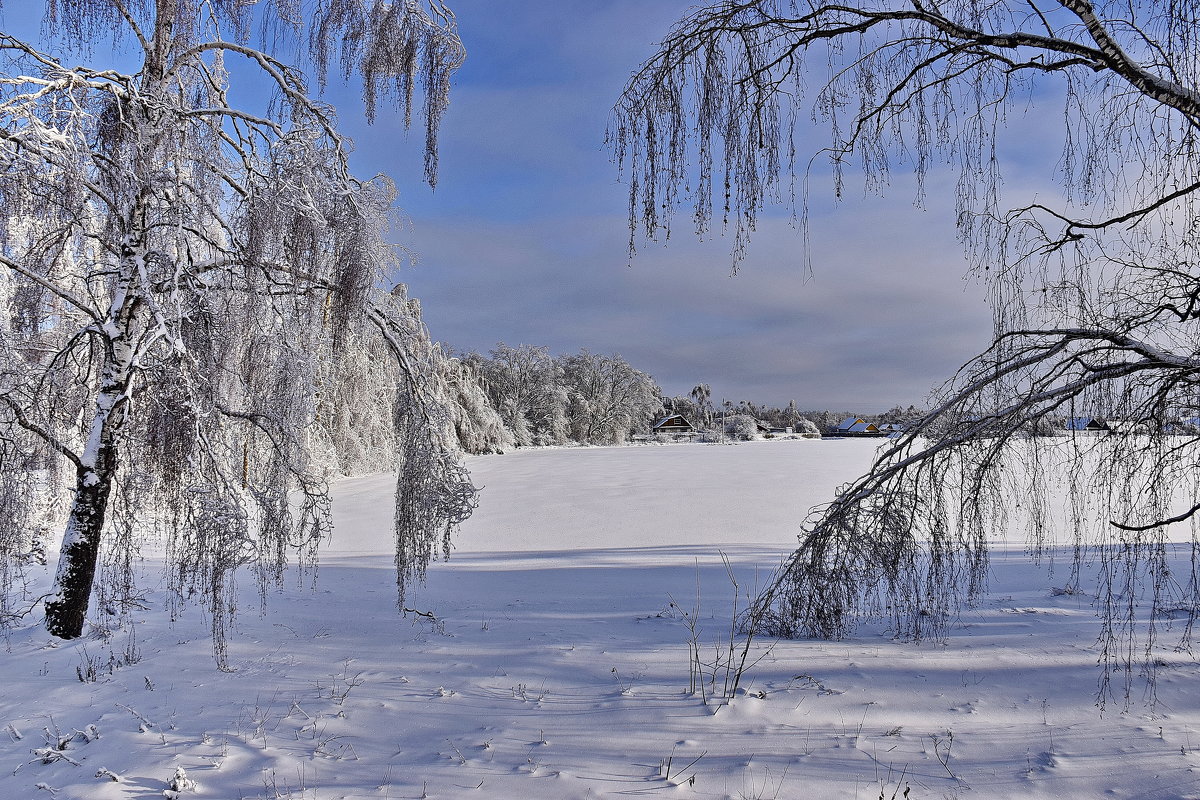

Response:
(1065, 417), (1110, 431)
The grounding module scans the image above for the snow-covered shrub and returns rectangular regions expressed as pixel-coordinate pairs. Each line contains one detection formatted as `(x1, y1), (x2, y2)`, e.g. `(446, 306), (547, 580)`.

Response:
(794, 419), (821, 437)
(724, 415), (759, 441)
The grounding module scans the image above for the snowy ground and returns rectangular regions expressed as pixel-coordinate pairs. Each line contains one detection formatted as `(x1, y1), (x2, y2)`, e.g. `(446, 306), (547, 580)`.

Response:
(3, 438), (1200, 799)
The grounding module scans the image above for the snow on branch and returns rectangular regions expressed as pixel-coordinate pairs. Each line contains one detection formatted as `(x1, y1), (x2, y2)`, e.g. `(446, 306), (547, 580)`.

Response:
(0, 1), (473, 658)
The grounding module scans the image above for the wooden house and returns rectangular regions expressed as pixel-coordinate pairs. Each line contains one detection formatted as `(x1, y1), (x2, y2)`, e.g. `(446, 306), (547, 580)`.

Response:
(1065, 417), (1110, 433)
(651, 414), (694, 434)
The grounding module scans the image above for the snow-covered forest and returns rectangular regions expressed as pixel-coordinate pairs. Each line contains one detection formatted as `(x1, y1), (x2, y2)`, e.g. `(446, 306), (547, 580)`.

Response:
(457, 344), (661, 448)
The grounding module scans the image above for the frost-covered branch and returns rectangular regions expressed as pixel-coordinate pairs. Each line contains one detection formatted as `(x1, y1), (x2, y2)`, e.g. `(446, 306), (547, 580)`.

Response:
(0, 1), (472, 660)
(626, 0), (1200, 703)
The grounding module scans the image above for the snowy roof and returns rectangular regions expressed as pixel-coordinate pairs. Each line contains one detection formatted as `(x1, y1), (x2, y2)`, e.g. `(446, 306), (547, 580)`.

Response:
(652, 414), (692, 428)
(846, 421), (878, 433)
(1065, 417), (1109, 430)
(836, 417), (866, 430)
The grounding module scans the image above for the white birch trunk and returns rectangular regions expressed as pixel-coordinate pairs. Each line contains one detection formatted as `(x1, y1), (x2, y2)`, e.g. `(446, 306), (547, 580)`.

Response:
(44, 239), (142, 638)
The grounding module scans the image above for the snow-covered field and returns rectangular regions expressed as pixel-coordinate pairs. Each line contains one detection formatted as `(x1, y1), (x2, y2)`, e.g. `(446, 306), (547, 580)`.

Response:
(3, 439), (1200, 799)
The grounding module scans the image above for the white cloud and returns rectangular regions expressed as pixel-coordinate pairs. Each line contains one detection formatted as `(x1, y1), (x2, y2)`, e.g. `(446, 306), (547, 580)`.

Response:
(399, 178), (994, 410)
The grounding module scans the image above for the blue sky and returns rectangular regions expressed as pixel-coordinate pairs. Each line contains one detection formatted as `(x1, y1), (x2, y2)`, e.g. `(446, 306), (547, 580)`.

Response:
(337, 0), (997, 411)
(2, 1), (1006, 411)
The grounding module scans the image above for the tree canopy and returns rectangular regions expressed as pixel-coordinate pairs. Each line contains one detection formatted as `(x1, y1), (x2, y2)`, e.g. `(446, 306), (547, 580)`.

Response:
(0, 0), (472, 662)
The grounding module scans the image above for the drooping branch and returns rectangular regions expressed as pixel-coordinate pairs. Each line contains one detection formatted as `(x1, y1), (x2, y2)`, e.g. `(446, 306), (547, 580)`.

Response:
(0, 1), (474, 656)
(614, 0), (1200, 267)
(0, 393), (82, 469)
(624, 0), (1200, 703)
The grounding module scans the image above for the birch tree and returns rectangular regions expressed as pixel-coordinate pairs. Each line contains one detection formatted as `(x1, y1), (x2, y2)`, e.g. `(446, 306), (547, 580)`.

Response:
(0, 0), (474, 659)
(560, 349), (661, 445)
(468, 343), (569, 447)
(616, 0), (1200, 698)
(434, 351), (517, 455)
(690, 383), (713, 428)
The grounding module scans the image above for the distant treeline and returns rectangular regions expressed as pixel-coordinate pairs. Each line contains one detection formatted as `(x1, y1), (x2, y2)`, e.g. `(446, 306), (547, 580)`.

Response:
(445, 344), (928, 452)
(663, 394), (927, 434)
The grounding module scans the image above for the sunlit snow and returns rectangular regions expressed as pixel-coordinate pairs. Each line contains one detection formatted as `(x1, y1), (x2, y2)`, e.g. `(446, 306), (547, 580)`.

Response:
(1, 439), (1198, 799)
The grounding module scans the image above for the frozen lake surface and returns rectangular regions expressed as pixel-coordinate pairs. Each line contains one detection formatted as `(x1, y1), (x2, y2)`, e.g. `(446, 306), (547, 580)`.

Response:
(1, 438), (1198, 799)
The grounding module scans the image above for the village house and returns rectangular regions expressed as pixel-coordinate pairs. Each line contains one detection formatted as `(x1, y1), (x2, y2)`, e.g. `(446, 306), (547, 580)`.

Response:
(832, 417), (883, 436)
(651, 413), (694, 434)
(1064, 417), (1111, 433)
